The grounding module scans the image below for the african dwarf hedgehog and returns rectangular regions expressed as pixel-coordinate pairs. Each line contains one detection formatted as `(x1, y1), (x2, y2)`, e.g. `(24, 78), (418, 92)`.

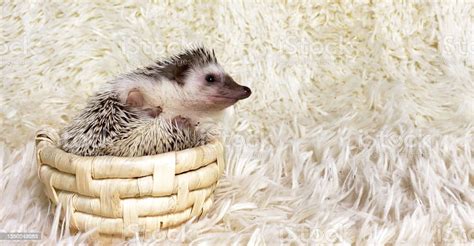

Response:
(60, 47), (252, 157)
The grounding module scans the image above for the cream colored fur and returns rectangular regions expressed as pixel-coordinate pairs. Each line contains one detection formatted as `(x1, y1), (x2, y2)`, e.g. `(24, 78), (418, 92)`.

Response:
(0, 1), (473, 244)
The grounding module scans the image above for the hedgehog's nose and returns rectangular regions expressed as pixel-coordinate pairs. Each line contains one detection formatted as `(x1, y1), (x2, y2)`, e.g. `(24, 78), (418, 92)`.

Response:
(241, 86), (252, 99)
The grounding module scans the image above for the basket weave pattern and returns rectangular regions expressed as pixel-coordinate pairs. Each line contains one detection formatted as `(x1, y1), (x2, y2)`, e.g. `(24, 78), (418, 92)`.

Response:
(35, 128), (225, 238)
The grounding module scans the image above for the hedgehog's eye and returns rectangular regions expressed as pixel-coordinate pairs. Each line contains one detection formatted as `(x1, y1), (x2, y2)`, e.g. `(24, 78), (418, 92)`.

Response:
(205, 74), (215, 83)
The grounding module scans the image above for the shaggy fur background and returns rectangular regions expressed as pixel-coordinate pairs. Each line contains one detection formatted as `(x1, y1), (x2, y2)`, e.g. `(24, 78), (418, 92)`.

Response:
(1, 1), (473, 244)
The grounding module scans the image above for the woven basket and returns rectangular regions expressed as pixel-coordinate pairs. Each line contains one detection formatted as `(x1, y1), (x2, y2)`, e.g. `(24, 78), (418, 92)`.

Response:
(35, 128), (225, 240)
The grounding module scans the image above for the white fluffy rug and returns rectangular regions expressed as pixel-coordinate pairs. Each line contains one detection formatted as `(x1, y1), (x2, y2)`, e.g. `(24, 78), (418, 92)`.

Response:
(1, 1), (473, 244)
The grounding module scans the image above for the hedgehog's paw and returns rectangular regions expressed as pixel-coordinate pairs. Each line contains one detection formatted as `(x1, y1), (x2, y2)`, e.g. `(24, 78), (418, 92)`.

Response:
(144, 106), (163, 118)
(172, 115), (193, 129)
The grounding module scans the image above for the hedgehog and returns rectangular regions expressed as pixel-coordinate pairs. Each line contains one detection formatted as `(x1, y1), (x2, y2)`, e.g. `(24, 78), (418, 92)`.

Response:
(59, 47), (252, 157)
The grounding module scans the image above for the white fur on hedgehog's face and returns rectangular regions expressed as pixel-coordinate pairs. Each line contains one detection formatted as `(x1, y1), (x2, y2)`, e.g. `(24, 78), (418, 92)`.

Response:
(171, 63), (252, 112)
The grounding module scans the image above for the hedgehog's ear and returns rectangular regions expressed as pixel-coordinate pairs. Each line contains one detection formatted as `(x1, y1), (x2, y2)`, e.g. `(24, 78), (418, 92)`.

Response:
(126, 88), (144, 107)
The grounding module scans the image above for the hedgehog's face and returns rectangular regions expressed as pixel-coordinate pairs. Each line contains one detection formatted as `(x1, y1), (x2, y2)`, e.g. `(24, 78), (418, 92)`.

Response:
(177, 63), (252, 111)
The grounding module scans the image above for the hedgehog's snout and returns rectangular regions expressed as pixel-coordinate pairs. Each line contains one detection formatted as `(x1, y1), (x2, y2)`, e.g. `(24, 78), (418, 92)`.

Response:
(239, 86), (252, 99)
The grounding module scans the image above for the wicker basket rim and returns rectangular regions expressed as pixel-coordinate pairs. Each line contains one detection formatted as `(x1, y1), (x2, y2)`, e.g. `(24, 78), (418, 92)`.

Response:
(35, 127), (224, 179)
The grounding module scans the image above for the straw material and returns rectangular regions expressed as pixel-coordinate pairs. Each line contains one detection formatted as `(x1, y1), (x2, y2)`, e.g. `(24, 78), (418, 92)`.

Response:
(35, 127), (225, 239)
